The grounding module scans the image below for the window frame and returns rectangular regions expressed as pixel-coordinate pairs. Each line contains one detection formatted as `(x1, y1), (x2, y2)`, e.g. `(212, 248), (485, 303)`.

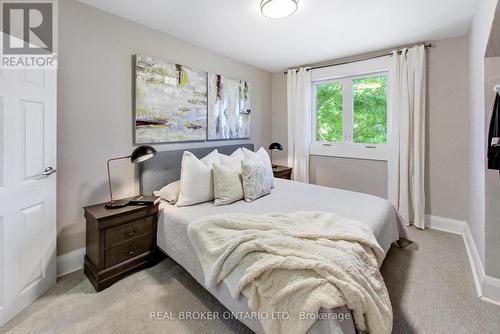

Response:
(310, 58), (391, 161)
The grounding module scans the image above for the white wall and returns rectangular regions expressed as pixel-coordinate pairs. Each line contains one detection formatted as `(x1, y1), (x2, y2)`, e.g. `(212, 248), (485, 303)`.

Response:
(57, 0), (272, 255)
(484, 3), (500, 279)
(271, 36), (472, 220)
(468, 0), (498, 268)
(485, 57), (500, 278)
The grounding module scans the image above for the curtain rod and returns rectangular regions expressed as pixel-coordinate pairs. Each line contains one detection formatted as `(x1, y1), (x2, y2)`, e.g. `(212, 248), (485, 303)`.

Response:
(283, 43), (433, 75)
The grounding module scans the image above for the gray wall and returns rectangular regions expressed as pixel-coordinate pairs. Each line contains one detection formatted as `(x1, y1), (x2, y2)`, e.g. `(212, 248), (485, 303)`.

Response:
(310, 156), (387, 198)
(425, 36), (470, 220)
(271, 35), (471, 219)
(57, 0), (272, 255)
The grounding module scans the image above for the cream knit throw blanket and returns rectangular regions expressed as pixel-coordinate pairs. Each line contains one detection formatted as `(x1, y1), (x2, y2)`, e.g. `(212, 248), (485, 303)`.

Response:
(187, 211), (392, 334)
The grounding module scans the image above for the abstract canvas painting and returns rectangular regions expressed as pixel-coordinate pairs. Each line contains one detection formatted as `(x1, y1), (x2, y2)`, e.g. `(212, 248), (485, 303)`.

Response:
(207, 74), (251, 140)
(134, 55), (207, 143)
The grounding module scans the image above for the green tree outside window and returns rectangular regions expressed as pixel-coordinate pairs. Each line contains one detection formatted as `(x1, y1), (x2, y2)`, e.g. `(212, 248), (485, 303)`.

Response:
(316, 81), (343, 142)
(315, 75), (388, 145)
(353, 76), (387, 144)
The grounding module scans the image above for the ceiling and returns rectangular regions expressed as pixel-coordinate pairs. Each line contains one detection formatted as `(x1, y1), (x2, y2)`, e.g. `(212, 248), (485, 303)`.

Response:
(78, 0), (478, 72)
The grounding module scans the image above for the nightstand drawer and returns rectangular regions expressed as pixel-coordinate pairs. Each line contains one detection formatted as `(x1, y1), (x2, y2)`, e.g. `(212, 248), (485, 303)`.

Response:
(274, 171), (291, 179)
(105, 217), (153, 248)
(105, 234), (154, 267)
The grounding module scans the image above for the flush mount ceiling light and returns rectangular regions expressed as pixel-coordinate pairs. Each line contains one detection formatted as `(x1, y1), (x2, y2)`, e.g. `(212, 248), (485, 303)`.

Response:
(261, 0), (298, 19)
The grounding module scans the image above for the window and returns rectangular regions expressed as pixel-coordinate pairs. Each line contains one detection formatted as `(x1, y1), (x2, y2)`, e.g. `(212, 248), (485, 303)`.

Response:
(352, 76), (388, 144)
(315, 81), (343, 142)
(312, 71), (389, 160)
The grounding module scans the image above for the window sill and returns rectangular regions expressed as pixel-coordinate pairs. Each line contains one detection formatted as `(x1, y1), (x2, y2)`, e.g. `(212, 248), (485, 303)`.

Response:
(310, 142), (389, 161)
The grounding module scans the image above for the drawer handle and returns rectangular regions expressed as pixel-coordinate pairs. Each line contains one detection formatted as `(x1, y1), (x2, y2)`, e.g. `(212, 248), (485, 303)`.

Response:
(125, 246), (138, 256)
(124, 227), (138, 238)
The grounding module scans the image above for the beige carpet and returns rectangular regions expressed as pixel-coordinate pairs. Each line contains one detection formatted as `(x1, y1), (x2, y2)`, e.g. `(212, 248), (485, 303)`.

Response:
(2, 227), (500, 334)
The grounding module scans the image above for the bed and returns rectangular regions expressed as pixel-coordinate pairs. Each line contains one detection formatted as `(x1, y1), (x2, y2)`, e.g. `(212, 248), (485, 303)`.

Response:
(139, 144), (405, 334)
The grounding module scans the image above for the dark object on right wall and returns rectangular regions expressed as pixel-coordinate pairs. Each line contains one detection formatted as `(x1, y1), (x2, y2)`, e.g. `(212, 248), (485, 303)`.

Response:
(488, 92), (500, 170)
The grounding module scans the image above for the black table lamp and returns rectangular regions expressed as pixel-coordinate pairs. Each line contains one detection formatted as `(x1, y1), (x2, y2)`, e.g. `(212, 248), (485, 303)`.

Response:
(268, 142), (283, 168)
(106, 145), (157, 209)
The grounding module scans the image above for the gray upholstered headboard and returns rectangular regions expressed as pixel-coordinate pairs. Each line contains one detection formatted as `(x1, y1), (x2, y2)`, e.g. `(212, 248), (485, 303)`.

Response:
(138, 144), (254, 195)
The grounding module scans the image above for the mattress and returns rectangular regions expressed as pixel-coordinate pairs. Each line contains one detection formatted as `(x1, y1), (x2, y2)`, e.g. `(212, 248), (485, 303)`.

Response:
(157, 178), (403, 334)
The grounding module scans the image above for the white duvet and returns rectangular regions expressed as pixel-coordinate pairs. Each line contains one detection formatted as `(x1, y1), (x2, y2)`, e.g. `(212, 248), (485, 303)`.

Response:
(188, 211), (393, 334)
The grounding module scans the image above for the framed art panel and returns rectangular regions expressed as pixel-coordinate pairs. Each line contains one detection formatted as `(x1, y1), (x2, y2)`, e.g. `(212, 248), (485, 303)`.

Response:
(134, 55), (207, 144)
(207, 73), (251, 140)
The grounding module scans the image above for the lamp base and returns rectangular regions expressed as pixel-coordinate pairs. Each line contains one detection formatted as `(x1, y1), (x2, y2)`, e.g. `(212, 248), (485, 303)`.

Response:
(105, 199), (129, 209)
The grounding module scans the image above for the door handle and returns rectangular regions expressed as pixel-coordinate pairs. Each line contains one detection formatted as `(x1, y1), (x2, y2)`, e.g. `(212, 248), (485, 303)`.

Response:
(40, 167), (57, 176)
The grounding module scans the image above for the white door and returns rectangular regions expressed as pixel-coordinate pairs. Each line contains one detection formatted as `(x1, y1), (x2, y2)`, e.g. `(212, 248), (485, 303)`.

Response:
(0, 67), (57, 327)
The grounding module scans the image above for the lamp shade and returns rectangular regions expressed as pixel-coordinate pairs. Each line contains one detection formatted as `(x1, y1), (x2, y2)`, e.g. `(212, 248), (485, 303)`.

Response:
(268, 142), (284, 151)
(130, 145), (157, 163)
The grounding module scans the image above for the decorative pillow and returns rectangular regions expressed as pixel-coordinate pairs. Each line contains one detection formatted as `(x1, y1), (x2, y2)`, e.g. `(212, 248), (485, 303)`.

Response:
(220, 148), (244, 160)
(213, 163), (244, 206)
(176, 150), (219, 207)
(242, 147), (275, 188)
(241, 159), (271, 202)
(201, 149), (221, 168)
(154, 180), (180, 204)
(219, 155), (242, 174)
(230, 148), (245, 160)
(219, 148), (245, 174)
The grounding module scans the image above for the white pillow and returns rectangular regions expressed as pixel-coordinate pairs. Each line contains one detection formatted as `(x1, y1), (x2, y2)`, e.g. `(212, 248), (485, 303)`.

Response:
(219, 148), (245, 174)
(154, 180), (180, 204)
(230, 148), (245, 160)
(242, 147), (274, 188)
(219, 156), (242, 174)
(241, 159), (271, 202)
(219, 148), (244, 162)
(201, 149), (221, 168)
(176, 150), (219, 207)
(213, 163), (244, 206)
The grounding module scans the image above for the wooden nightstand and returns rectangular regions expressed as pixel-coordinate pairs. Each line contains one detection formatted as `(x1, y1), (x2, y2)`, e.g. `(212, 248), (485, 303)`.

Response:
(273, 166), (292, 180)
(83, 200), (163, 291)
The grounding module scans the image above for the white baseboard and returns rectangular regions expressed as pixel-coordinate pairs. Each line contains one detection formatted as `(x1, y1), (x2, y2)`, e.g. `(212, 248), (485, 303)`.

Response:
(57, 247), (85, 277)
(426, 215), (500, 305)
(483, 275), (500, 306)
(462, 222), (485, 298)
(425, 215), (466, 234)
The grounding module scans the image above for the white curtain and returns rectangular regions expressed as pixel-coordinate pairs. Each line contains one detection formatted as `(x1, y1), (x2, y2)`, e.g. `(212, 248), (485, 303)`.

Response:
(388, 45), (426, 229)
(287, 68), (312, 183)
